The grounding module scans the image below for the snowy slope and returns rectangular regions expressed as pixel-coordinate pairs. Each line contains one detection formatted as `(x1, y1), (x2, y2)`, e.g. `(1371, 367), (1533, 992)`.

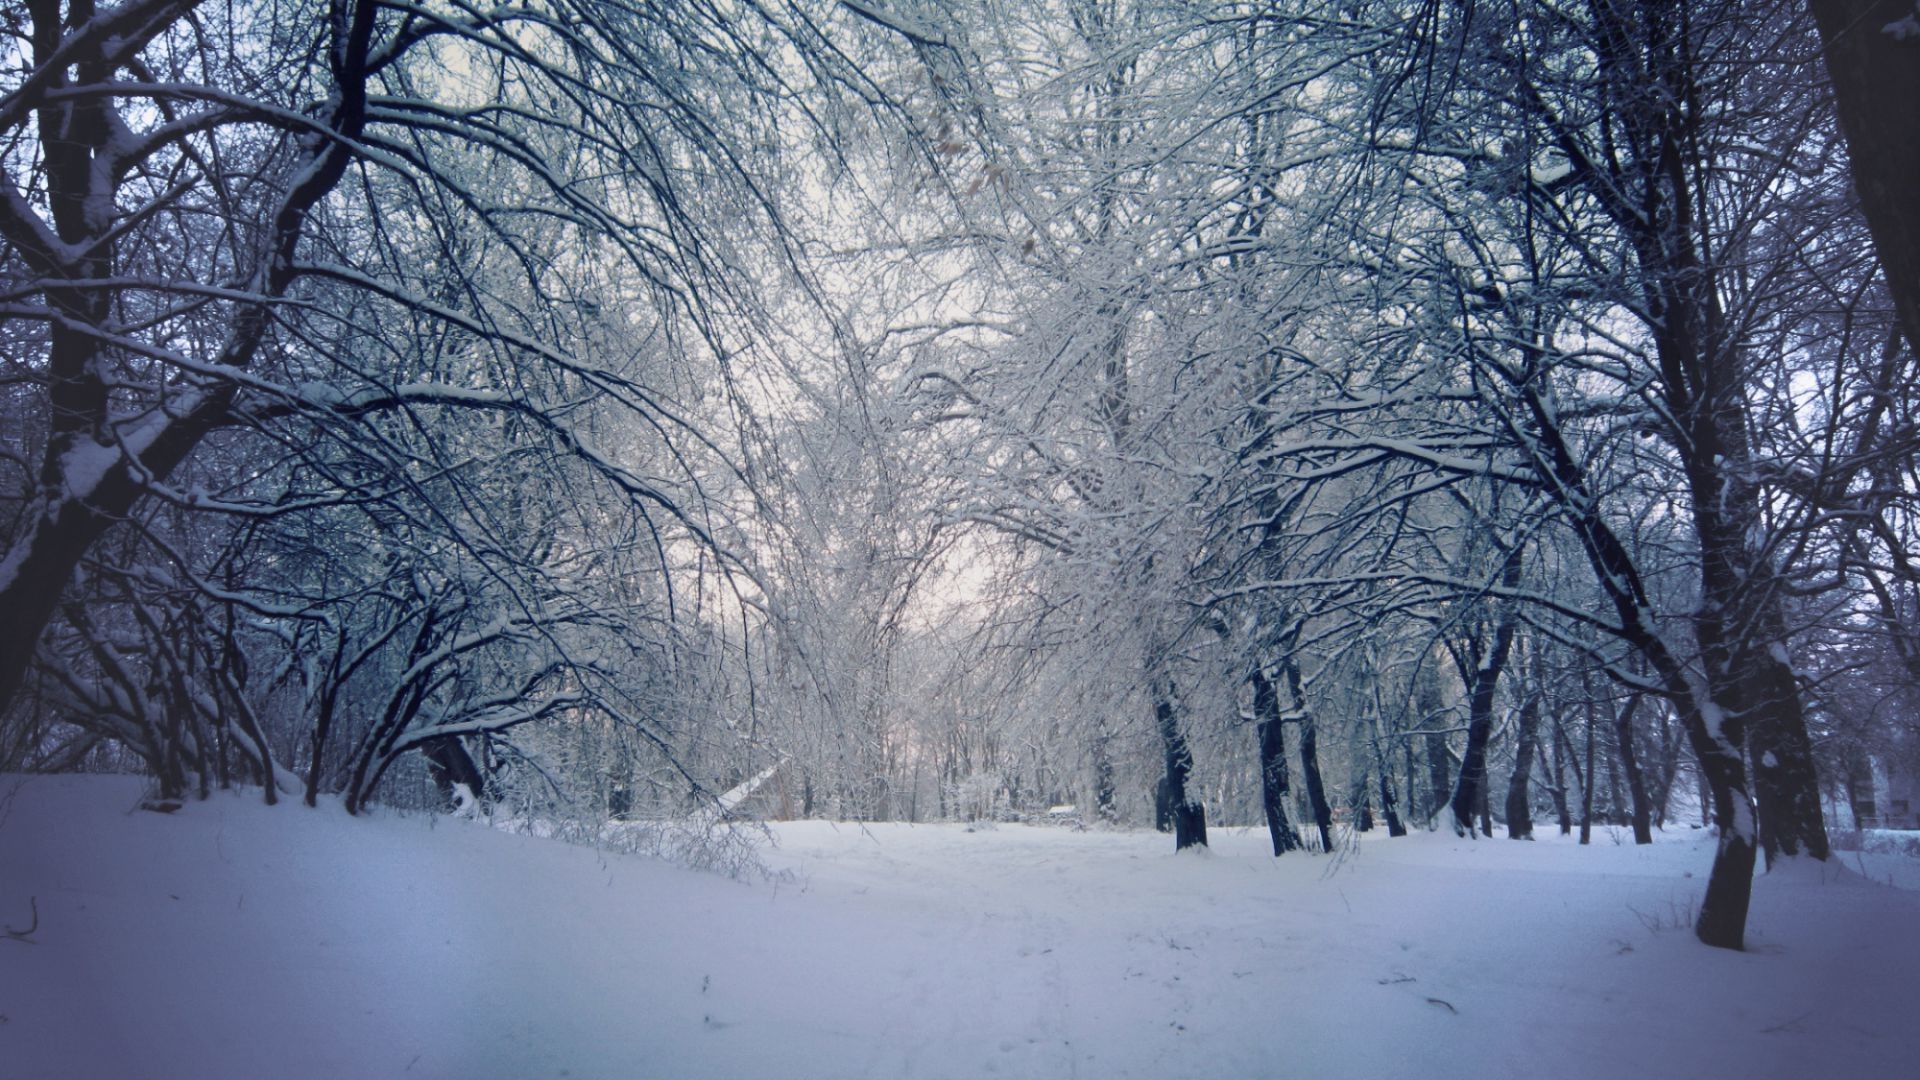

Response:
(2, 775), (1916, 1080)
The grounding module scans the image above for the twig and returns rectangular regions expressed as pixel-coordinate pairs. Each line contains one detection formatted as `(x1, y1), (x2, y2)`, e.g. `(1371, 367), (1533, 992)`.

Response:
(1425, 997), (1457, 1014)
(3, 897), (37, 944)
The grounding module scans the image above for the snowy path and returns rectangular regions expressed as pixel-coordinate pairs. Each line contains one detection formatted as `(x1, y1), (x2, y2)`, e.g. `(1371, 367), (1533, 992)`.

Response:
(3, 776), (1917, 1079)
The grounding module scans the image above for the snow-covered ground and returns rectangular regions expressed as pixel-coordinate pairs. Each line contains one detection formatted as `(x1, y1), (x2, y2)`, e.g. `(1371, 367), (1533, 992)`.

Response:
(3, 775), (1916, 1080)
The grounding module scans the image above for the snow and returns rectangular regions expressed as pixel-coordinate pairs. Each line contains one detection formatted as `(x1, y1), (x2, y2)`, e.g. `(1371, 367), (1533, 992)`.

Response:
(4, 775), (1918, 1080)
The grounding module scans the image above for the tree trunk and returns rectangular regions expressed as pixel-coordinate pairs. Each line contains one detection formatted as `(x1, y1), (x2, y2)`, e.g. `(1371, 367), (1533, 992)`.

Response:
(1152, 676), (1206, 850)
(1425, 734), (1451, 825)
(1450, 595), (1519, 838)
(1693, 745), (1760, 950)
(1299, 716), (1333, 853)
(1372, 713), (1408, 837)
(1548, 715), (1573, 836)
(1648, 706), (1681, 829)
(1251, 668), (1301, 855)
(1281, 661), (1333, 853)
(1505, 687), (1539, 840)
(1403, 736), (1420, 830)
(1417, 665), (1450, 823)
(1580, 697), (1596, 846)
(1478, 769), (1493, 838)
(1611, 693), (1654, 844)
(1736, 637), (1830, 863)
(1806, 0), (1920, 357)
(1092, 731), (1117, 824)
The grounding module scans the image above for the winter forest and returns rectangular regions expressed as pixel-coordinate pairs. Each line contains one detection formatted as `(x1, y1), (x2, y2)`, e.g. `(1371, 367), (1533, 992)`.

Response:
(4, 0), (1920, 1074)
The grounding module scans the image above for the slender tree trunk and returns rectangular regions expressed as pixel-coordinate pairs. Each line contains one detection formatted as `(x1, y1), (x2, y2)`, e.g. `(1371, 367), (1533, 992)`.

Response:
(1152, 675), (1206, 850)
(1373, 713), (1408, 837)
(1092, 731), (1116, 824)
(1505, 688), (1539, 840)
(909, 753), (922, 823)
(1611, 693), (1654, 843)
(1417, 665), (1450, 823)
(1580, 697), (1596, 846)
(1281, 660), (1333, 852)
(1548, 716), (1573, 836)
(1450, 594), (1519, 837)
(1299, 716), (1333, 853)
(1403, 736), (1420, 830)
(1251, 669), (1301, 855)
(1648, 706), (1680, 828)
(1425, 734), (1451, 824)
(1478, 770), (1493, 838)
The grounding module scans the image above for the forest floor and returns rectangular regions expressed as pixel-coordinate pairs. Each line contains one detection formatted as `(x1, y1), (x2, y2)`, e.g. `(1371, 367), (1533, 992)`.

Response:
(2, 774), (1916, 1079)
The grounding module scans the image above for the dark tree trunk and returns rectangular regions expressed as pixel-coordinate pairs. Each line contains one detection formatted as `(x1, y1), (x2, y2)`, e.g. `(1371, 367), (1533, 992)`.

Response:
(1548, 716), (1573, 835)
(1605, 735), (1627, 827)
(1355, 781), (1375, 832)
(1281, 661), (1334, 853)
(1449, 592), (1518, 838)
(1505, 688), (1540, 840)
(1693, 744), (1760, 950)
(1734, 637), (1829, 863)
(1425, 734), (1451, 824)
(1611, 693), (1654, 843)
(1092, 731), (1117, 823)
(1478, 773), (1493, 838)
(1648, 706), (1680, 829)
(1807, 0), (1920, 357)
(1251, 668), (1301, 855)
(1402, 736), (1419, 830)
(1580, 697), (1597, 846)
(1417, 666), (1450, 823)
(305, 695), (338, 808)
(1152, 677), (1206, 850)
(1299, 716), (1333, 853)
(1372, 720), (1408, 837)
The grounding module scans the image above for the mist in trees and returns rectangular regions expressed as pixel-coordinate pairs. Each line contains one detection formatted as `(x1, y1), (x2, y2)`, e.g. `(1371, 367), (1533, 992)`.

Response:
(5, 0), (1916, 954)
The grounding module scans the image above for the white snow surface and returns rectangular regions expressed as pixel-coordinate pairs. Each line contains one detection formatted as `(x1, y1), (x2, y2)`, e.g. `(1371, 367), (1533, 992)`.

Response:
(3, 774), (1918, 1079)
